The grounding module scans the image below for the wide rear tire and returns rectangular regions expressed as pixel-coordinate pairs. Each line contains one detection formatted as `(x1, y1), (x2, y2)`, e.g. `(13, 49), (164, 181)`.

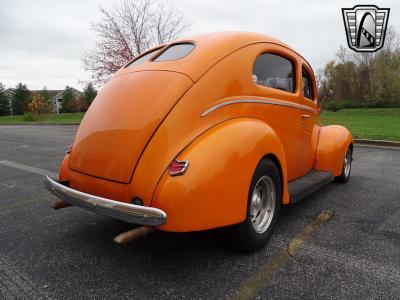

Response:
(231, 158), (282, 251)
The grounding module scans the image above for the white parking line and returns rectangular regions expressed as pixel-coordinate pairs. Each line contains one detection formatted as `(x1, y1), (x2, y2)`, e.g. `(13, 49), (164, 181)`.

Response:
(0, 160), (57, 178)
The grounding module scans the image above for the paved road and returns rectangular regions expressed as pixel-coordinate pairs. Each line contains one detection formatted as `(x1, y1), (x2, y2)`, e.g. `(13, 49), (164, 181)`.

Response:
(0, 125), (399, 299)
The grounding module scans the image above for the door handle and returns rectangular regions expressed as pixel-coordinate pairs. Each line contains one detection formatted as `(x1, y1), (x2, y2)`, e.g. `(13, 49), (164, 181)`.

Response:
(301, 114), (310, 119)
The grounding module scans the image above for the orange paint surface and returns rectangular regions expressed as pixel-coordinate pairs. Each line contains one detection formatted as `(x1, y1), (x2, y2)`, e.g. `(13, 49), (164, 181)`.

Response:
(58, 32), (352, 232)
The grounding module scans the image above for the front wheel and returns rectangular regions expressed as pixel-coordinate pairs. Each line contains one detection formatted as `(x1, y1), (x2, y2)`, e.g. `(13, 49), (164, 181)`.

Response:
(335, 146), (352, 183)
(231, 158), (282, 251)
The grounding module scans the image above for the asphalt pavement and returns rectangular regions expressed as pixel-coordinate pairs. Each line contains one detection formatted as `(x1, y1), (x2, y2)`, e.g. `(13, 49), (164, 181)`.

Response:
(0, 125), (399, 299)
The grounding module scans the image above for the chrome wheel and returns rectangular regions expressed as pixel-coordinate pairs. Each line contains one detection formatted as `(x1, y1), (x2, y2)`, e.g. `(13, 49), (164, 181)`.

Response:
(344, 149), (352, 178)
(250, 175), (276, 234)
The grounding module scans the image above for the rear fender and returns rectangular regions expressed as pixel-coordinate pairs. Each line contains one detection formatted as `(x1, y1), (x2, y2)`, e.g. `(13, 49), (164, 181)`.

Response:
(152, 118), (288, 232)
(59, 154), (69, 181)
(315, 125), (353, 176)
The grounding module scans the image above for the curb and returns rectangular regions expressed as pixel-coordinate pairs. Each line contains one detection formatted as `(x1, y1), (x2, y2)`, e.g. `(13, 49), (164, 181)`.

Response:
(0, 124), (399, 147)
(354, 139), (400, 148)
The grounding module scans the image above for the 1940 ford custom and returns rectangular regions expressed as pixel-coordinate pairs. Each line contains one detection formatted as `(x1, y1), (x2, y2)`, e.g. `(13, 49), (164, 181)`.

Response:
(44, 32), (353, 251)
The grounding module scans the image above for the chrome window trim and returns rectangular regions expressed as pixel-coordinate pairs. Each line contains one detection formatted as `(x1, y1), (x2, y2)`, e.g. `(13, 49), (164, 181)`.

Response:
(201, 99), (317, 117)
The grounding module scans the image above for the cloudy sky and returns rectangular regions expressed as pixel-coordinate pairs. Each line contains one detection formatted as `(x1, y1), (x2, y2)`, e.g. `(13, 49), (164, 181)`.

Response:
(0, 0), (398, 90)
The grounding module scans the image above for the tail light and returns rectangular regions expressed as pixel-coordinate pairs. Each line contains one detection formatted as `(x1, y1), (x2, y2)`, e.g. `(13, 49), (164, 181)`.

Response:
(168, 159), (189, 176)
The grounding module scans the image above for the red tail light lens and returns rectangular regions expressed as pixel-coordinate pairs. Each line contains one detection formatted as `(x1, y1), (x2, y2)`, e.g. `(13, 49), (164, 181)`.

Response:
(168, 159), (189, 176)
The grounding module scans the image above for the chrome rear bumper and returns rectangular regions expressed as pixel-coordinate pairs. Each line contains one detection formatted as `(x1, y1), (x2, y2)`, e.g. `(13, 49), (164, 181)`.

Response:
(43, 175), (167, 227)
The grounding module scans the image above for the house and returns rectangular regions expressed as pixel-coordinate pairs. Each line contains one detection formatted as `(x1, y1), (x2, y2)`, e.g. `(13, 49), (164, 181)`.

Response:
(49, 90), (66, 113)
(29, 90), (63, 114)
(3, 87), (83, 115)
(49, 88), (83, 113)
(4, 89), (14, 115)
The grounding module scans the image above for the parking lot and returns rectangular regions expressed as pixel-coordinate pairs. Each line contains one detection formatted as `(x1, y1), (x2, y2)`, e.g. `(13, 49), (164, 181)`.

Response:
(0, 125), (399, 299)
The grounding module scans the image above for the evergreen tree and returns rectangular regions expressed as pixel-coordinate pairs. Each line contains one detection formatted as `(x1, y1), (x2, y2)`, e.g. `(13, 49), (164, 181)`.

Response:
(0, 83), (10, 116)
(40, 86), (50, 100)
(83, 83), (97, 106)
(40, 86), (53, 112)
(12, 83), (30, 115)
(62, 86), (74, 113)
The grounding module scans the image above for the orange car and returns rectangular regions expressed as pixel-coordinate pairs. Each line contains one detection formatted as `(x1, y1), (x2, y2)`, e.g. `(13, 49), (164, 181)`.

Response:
(44, 32), (352, 251)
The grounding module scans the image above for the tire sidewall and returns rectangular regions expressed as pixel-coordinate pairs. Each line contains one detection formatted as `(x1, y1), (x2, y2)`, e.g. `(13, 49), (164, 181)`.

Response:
(336, 146), (352, 183)
(237, 158), (282, 251)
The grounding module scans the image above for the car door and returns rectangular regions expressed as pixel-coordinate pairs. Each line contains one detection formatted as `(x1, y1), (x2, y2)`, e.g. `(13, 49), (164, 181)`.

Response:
(251, 46), (303, 181)
(298, 64), (319, 176)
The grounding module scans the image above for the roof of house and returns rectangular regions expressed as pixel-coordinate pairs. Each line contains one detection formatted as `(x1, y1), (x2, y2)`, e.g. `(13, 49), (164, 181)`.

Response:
(30, 90), (64, 97)
(4, 87), (82, 99)
(5, 88), (15, 96)
(53, 87), (82, 98)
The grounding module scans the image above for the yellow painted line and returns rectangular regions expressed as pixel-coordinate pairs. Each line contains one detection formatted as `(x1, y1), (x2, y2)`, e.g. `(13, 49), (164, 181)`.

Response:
(231, 210), (333, 300)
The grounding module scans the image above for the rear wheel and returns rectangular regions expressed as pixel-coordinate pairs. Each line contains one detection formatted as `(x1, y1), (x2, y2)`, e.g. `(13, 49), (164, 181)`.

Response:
(231, 158), (281, 251)
(335, 146), (352, 183)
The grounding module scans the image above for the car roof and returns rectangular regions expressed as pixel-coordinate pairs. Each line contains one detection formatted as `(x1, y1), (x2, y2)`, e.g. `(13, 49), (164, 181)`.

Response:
(118, 32), (312, 82)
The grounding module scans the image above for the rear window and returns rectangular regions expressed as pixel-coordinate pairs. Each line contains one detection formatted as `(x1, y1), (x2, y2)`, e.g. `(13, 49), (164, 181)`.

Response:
(153, 43), (195, 62)
(126, 47), (162, 68)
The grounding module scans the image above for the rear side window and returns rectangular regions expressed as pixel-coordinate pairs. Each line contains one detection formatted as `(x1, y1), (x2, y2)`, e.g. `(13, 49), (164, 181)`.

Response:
(253, 53), (295, 93)
(126, 47), (161, 68)
(153, 43), (195, 62)
(302, 69), (314, 100)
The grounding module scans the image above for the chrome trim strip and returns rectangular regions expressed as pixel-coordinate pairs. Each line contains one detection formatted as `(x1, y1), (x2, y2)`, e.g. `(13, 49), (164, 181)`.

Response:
(44, 175), (167, 227)
(301, 105), (317, 114)
(201, 99), (317, 117)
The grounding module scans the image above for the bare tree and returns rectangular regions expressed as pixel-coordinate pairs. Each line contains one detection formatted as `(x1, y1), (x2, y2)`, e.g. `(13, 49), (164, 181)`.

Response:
(82, 0), (191, 85)
(315, 67), (326, 97)
(321, 26), (400, 108)
(336, 45), (350, 64)
(381, 26), (400, 53)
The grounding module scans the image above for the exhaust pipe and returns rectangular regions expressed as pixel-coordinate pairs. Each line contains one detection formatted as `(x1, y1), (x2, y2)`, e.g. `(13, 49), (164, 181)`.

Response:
(51, 200), (72, 210)
(113, 226), (154, 244)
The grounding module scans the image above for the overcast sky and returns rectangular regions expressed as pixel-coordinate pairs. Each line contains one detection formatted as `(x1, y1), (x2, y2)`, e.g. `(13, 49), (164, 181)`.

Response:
(0, 0), (398, 90)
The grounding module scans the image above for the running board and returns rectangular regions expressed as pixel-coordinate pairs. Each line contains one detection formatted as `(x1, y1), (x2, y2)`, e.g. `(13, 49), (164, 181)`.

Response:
(288, 170), (333, 204)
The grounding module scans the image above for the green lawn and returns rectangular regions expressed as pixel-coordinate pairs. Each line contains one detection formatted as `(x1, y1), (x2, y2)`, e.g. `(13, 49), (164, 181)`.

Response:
(0, 112), (84, 125)
(321, 108), (400, 141)
(0, 109), (399, 141)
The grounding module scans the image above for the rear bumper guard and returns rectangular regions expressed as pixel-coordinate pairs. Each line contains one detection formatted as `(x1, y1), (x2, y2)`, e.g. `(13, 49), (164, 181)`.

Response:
(43, 175), (167, 227)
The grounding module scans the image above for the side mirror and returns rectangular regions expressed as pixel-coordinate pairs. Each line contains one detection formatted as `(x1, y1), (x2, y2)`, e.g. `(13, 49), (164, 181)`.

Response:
(319, 89), (335, 112)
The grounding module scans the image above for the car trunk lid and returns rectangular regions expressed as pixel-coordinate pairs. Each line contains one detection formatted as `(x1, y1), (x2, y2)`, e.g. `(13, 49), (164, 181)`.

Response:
(68, 71), (192, 183)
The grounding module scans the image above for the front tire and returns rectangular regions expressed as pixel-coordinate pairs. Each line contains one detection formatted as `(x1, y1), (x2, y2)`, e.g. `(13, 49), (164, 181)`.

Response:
(232, 158), (282, 251)
(335, 146), (352, 183)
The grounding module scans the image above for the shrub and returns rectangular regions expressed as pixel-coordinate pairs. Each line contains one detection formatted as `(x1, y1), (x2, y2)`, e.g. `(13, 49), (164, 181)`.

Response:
(27, 94), (51, 121)
(325, 101), (339, 112)
(23, 112), (36, 122)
